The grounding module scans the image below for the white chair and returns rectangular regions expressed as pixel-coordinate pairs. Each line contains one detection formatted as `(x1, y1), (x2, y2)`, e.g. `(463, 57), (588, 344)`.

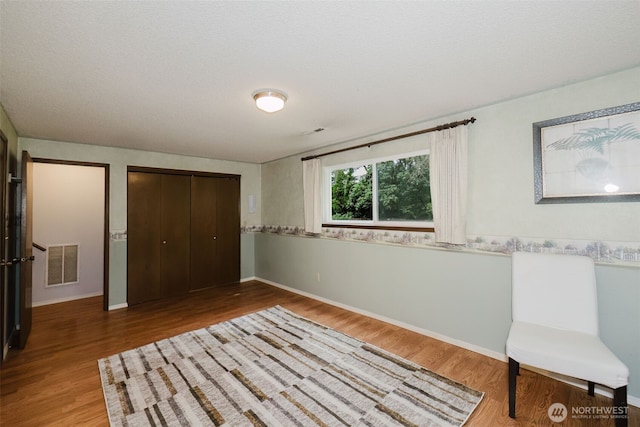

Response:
(506, 252), (629, 427)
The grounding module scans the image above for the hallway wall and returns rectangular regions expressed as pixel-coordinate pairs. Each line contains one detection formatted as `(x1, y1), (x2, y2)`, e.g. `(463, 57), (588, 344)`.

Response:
(31, 163), (104, 306)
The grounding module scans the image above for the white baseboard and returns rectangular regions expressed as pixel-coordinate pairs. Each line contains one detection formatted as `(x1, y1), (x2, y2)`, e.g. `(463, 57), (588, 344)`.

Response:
(32, 292), (130, 312)
(32, 292), (103, 307)
(257, 277), (506, 362)
(255, 276), (640, 408)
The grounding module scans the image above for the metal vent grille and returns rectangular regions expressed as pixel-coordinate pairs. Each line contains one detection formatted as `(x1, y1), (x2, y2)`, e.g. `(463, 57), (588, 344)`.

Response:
(47, 244), (79, 286)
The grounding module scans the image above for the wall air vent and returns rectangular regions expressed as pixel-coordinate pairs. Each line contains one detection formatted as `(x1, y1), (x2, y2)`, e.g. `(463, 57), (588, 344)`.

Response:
(47, 244), (79, 286)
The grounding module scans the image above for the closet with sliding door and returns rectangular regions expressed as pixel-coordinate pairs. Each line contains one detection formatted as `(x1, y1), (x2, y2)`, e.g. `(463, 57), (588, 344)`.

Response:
(127, 167), (240, 305)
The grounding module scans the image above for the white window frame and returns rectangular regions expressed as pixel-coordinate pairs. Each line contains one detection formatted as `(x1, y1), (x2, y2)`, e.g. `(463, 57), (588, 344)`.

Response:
(323, 149), (433, 228)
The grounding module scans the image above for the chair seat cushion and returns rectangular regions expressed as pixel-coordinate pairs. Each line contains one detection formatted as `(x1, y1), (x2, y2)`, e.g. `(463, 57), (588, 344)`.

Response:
(506, 321), (628, 389)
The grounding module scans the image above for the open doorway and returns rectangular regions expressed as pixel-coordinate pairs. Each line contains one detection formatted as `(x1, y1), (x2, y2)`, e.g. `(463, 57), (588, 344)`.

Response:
(31, 159), (109, 309)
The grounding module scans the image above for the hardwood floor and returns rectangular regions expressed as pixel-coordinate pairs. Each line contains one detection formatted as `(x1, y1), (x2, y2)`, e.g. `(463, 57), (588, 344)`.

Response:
(1, 280), (637, 426)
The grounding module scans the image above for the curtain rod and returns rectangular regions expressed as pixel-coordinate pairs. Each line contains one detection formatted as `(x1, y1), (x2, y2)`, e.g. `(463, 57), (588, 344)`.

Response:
(301, 117), (476, 161)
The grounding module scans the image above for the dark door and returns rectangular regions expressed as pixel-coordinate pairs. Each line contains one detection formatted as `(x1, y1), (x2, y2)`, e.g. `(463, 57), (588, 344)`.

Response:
(127, 171), (191, 304)
(0, 131), (7, 361)
(128, 170), (238, 304)
(18, 150), (33, 349)
(215, 177), (240, 286)
(190, 176), (240, 289)
(127, 171), (162, 304)
(160, 174), (190, 297)
(190, 175), (218, 291)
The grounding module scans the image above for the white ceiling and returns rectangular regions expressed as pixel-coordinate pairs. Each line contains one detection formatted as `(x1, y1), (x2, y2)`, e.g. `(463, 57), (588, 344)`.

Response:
(1, 1), (639, 164)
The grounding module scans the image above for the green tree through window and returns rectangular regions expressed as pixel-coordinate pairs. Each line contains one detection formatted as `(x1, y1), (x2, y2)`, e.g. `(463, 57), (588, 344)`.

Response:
(329, 153), (432, 225)
(331, 166), (372, 220)
(378, 155), (431, 221)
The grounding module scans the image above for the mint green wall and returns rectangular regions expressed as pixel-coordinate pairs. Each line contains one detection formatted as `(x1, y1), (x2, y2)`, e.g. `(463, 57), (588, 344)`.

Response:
(254, 232), (640, 398)
(258, 67), (640, 399)
(240, 233), (255, 279)
(255, 233), (513, 350)
(17, 138), (261, 307)
(596, 264), (640, 391)
(263, 67), (640, 241)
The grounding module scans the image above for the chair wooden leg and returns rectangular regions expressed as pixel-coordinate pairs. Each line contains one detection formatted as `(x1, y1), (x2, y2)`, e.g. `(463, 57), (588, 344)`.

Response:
(508, 357), (518, 418)
(588, 381), (595, 396)
(613, 386), (627, 427)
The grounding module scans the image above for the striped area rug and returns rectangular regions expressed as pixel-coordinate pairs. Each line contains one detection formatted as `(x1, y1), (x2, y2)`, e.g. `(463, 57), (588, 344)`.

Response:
(98, 306), (483, 426)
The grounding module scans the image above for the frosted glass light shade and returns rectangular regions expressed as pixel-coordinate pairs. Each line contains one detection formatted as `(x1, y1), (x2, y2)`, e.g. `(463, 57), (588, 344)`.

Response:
(253, 89), (287, 113)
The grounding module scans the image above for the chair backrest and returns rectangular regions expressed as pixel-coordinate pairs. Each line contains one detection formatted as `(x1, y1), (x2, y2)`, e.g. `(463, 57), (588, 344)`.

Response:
(511, 252), (599, 336)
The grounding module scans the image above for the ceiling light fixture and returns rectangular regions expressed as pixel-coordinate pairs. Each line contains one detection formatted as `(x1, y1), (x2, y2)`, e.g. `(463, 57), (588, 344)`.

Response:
(252, 89), (287, 113)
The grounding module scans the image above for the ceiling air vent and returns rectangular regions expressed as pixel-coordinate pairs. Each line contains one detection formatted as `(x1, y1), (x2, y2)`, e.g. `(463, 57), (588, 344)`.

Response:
(303, 127), (326, 136)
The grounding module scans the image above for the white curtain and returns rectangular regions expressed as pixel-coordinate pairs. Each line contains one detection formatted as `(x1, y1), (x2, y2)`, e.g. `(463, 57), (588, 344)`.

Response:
(303, 158), (322, 234)
(428, 126), (468, 245)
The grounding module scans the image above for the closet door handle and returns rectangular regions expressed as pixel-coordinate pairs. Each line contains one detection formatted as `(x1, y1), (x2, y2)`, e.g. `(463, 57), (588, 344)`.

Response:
(162, 240), (167, 244)
(213, 236), (217, 240)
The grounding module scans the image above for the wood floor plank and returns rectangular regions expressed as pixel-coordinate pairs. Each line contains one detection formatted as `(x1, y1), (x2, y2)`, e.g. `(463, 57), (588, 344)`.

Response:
(1, 280), (637, 426)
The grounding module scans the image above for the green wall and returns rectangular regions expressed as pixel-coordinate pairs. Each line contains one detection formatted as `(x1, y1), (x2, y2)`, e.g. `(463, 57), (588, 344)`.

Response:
(255, 233), (512, 351)
(18, 138), (262, 307)
(254, 232), (640, 398)
(263, 67), (640, 241)
(240, 233), (255, 279)
(258, 67), (640, 401)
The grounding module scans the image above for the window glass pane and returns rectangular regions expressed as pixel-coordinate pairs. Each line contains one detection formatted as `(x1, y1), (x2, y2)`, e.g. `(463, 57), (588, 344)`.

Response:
(377, 154), (432, 221)
(331, 165), (373, 220)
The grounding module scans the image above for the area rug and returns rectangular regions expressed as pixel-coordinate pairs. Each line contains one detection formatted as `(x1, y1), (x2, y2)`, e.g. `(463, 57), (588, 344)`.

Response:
(98, 306), (483, 426)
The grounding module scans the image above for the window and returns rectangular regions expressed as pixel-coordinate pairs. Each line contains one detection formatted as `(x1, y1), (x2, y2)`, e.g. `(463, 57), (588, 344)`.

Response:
(324, 150), (433, 228)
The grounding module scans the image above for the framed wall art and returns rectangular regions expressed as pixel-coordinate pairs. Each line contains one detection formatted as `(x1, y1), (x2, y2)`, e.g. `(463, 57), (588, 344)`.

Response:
(533, 101), (640, 203)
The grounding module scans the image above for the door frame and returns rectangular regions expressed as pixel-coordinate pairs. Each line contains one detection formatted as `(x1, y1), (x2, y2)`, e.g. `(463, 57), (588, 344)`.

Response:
(18, 151), (33, 349)
(0, 130), (7, 362)
(32, 158), (111, 311)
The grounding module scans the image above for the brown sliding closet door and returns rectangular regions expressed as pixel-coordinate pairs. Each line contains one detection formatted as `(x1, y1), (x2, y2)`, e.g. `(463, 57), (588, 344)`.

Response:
(159, 174), (191, 297)
(127, 172), (162, 304)
(214, 177), (240, 285)
(128, 169), (240, 305)
(190, 176), (217, 291)
(190, 176), (240, 290)
(127, 172), (190, 304)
